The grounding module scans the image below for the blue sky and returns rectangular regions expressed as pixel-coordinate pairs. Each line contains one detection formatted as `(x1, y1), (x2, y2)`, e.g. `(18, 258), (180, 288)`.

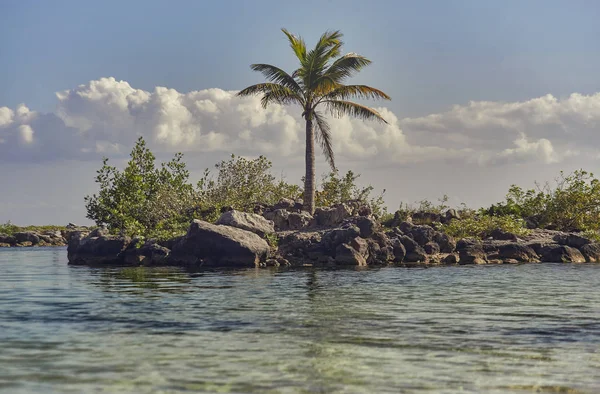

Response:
(2, 0), (599, 116)
(1, 0), (600, 224)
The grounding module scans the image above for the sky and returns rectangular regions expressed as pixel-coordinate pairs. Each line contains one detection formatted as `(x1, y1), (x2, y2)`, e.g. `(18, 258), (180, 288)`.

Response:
(1, 0), (600, 225)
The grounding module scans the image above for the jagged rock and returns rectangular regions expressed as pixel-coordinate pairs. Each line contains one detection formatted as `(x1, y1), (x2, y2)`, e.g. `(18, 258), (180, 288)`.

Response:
(398, 235), (419, 252)
(321, 226), (360, 249)
(457, 239), (487, 265)
(433, 232), (456, 253)
(497, 243), (539, 262)
(314, 204), (351, 227)
(269, 209), (290, 231)
(169, 220), (270, 267)
(0, 234), (16, 246)
(410, 225), (436, 246)
(443, 254), (459, 265)
(540, 244), (586, 263)
(580, 243), (600, 262)
(443, 209), (461, 223)
(405, 247), (428, 263)
(350, 236), (369, 257)
(14, 232), (40, 245)
(398, 221), (414, 234)
(335, 243), (367, 266)
(274, 198), (295, 210)
(490, 228), (519, 241)
(124, 243), (170, 266)
(424, 242), (440, 255)
(68, 233), (131, 265)
(287, 212), (314, 230)
(559, 234), (592, 249)
(357, 217), (378, 238)
(88, 226), (109, 238)
(390, 238), (406, 262)
(216, 210), (275, 236)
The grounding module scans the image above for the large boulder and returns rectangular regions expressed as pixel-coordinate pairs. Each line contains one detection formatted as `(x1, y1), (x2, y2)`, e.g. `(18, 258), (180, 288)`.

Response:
(68, 233), (131, 265)
(433, 232), (456, 253)
(0, 234), (16, 246)
(14, 232), (40, 245)
(216, 210), (275, 236)
(124, 243), (170, 266)
(314, 204), (351, 227)
(390, 238), (406, 263)
(169, 220), (270, 267)
(409, 225), (436, 246)
(539, 245), (586, 263)
(356, 217), (378, 238)
(287, 211), (314, 230)
(497, 243), (539, 263)
(335, 243), (367, 266)
(580, 243), (600, 263)
(424, 242), (440, 255)
(457, 239), (487, 265)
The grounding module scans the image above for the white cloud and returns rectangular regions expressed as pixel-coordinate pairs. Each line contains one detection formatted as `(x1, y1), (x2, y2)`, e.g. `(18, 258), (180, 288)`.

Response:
(1, 77), (599, 168)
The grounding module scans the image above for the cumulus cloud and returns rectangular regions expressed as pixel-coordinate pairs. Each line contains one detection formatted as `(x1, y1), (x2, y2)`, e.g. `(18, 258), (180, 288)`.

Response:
(1, 77), (599, 166)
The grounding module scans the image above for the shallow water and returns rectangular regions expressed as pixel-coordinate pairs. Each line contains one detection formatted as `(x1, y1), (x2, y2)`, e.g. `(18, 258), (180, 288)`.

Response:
(1, 247), (599, 393)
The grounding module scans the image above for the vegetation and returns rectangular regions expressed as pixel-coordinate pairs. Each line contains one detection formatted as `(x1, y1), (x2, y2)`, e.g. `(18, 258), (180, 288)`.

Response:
(441, 215), (530, 239)
(0, 222), (68, 236)
(84, 138), (386, 239)
(237, 29), (390, 213)
(485, 170), (600, 232)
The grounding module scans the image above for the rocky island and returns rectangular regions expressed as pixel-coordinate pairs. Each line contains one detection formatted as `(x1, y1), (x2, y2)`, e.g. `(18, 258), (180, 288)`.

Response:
(65, 199), (600, 268)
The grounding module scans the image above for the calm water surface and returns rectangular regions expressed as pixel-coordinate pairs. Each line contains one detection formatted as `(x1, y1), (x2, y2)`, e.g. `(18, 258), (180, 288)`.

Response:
(1, 247), (599, 393)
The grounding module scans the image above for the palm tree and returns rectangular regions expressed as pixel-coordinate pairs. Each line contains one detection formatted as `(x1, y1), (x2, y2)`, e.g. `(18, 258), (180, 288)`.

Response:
(237, 29), (390, 214)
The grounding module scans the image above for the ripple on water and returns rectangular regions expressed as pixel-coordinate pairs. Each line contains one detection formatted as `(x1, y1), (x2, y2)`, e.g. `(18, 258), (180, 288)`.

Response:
(0, 248), (600, 393)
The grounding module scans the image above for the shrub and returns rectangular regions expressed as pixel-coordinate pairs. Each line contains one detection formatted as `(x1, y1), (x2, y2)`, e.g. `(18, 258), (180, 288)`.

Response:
(84, 137), (196, 236)
(486, 170), (600, 231)
(442, 215), (530, 239)
(316, 170), (387, 218)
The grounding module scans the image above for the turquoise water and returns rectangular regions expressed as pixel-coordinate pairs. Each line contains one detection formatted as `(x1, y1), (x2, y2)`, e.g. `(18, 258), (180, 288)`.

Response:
(1, 247), (600, 393)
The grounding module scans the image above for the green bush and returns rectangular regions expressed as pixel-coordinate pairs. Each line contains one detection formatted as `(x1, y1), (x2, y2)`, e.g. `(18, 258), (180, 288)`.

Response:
(0, 221), (68, 236)
(84, 137), (196, 237)
(442, 215), (530, 239)
(315, 170), (387, 218)
(486, 170), (600, 232)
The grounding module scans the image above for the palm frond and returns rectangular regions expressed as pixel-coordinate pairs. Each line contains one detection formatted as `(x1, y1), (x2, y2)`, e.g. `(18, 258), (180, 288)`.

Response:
(323, 100), (388, 123)
(320, 85), (391, 102)
(250, 64), (302, 93)
(237, 83), (303, 108)
(322, 53), (372, 83)
(260, 90), (302, 108)
(282, 28), (307, 62)
(313, 110), (335, 169)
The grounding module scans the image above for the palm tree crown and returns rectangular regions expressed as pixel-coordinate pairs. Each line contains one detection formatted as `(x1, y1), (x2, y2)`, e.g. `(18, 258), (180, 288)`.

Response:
(237, 29), (390, 213)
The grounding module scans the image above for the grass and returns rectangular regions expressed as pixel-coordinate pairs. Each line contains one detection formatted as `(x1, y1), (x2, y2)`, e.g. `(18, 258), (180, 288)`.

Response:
(0, 221), (69, 236)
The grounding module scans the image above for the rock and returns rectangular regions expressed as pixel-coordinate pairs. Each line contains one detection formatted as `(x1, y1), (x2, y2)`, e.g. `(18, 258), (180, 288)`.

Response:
(357, 204), (372, 217)
(497, 243), (539, 262)
(287, 212), (314, 230)
(566, 234), (592, 249)
(335, 243), (367, 266)
(357, 217), (378, 238)
(580, 243), (600, 262)
(314, 204), (351, 227)
(274, 198), (295, 210)
(405, 247), (428, 263)
(490, 228), (519, 241)
(443, 209), (461, 223)
(398, 235), (419, 252)
(270, 209), (290, 231)
(124, 243), (170, 266)
(443, 254), (459, 265)
(14, 232), (40, 245)
(398, 221), (414, 234)
(350, 237), (369, 257)
(216, 210), (275, 236)
(457, 239), (487, 265)
(68, 233), (131, 265)
(279, 231), (322, 255)
(433, 232), (456, 253)
(424, 242), (440, 255)
(409, 225), (435, 246)
(0, 234), (16, 246)
(390, 238), (406, 262)
(540, 245), (586, 263)
(169, 220), (270, 267)
(88, 226), (109, 238)
(321, 226), (360, 249)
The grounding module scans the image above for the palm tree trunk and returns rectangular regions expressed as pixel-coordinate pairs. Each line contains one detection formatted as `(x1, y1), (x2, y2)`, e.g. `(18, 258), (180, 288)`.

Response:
(304, 116), (316, 214)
